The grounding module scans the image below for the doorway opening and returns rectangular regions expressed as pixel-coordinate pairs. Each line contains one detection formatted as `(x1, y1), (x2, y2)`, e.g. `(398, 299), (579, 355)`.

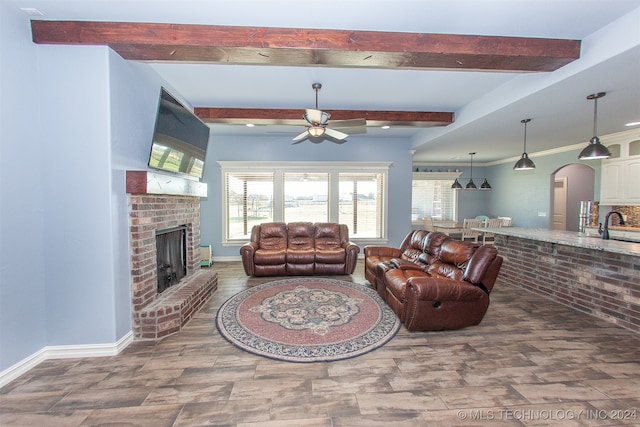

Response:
(551, 164), (595, 231)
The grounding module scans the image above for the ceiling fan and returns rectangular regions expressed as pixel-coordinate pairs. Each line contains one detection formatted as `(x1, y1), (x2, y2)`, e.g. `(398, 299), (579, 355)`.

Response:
(292, 83), (366, 144)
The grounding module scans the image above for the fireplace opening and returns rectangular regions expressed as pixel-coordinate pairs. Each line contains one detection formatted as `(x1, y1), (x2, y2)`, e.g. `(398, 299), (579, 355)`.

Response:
(156, 225), (187, 294)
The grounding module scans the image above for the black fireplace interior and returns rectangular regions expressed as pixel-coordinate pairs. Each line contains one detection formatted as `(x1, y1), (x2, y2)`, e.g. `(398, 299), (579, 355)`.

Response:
(156, 225), (187, 293)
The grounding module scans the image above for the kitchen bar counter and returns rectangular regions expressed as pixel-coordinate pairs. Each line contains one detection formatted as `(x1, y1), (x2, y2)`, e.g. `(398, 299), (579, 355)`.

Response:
(472, 226), (640, 256)
(484, 227), (640, 334)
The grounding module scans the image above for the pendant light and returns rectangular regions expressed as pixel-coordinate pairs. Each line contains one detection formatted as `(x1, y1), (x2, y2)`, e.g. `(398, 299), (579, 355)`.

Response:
(451, 152), (491, 190)
(465, 152), (478, 190)
(578, 92), (611, 160)
(513, 118), (536, 170)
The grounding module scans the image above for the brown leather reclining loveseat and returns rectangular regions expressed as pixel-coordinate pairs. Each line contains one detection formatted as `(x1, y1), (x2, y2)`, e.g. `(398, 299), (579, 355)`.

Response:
(364, 230), (502, 331)
(240, 222), (360, 276)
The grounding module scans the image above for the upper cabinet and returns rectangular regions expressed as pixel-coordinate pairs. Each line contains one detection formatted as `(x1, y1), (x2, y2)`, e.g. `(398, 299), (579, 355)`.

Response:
(600, 130), (640, 205)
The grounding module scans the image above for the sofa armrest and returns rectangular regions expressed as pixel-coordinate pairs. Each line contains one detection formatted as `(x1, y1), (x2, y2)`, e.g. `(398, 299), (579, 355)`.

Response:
(406, 277), (487, 302)
(364, 245), (403, 259)
(239, 242), (258, 276)
(344, 241), (361, 274)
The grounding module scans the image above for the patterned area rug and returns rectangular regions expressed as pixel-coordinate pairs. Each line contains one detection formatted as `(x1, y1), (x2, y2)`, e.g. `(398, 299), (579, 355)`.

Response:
(216, 278), (401, 362)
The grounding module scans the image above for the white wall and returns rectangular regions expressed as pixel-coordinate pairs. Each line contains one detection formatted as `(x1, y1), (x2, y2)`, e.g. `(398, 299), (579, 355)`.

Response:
(484, 148), (601, 228)
(107, 53), (169, 339)
(0, 5), (167, 373)
(0, 3), (48, 370)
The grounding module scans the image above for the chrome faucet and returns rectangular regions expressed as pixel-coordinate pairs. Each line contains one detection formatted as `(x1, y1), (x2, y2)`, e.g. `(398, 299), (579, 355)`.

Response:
(601, 211), (625, 240)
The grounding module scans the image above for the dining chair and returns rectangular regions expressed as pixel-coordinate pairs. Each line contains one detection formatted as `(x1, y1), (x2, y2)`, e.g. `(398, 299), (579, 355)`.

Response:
(423, 217), (435, 232)
(498, 216), (512, 227)
(461, 218), (483, 242)
(475, 215), (490, 223)
(483, 218), (503, 244)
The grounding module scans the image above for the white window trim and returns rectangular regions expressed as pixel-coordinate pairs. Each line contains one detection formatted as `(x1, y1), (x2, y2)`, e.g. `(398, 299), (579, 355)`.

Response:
(218, 161), (391, 245)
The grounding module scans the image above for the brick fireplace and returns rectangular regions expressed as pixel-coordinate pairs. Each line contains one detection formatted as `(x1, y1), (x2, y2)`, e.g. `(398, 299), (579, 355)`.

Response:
(126, 171), (217, 339)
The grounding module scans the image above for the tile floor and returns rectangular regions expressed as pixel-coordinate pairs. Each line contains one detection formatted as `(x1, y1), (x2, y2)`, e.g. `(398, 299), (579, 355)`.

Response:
(1, 261), (639, 426)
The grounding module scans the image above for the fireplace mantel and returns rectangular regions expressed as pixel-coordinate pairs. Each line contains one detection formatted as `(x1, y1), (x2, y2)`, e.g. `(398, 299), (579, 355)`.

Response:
(126, 170), (207, 197)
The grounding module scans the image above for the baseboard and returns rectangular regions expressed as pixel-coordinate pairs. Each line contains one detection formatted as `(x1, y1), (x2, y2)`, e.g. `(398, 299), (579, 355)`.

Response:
(211, 255), (241, 262)
(212, 254), (366, 262)
(0, 331), (134, 388)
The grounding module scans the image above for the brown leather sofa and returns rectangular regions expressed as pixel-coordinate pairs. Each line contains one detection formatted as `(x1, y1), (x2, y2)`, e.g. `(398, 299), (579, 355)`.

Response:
(240, 222), (360, 276)
(364, 230), (502, 331)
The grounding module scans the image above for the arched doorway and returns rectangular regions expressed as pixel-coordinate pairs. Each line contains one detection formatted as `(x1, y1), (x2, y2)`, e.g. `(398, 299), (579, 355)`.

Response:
(551, 163), (595, 231)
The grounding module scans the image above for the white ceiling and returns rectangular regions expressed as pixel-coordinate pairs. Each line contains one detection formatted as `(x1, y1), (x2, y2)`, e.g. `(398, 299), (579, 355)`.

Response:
(8, 0), (640, 163)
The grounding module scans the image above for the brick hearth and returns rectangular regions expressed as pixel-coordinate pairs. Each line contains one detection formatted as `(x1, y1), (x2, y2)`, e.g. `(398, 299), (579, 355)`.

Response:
(127, 172), (217, 339)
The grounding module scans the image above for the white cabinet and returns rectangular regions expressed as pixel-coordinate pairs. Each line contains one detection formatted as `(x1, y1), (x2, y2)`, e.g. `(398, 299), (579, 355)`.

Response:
(600, 161), (625, 204)
(599, 130), (640, 205)
(626, 159), (640, 203)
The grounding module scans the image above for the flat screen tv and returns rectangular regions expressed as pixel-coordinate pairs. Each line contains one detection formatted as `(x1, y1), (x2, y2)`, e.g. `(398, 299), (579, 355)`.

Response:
(148, 87), (210, 179)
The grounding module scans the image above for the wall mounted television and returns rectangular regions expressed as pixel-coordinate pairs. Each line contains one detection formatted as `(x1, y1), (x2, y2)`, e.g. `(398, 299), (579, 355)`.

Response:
(148, 87), (210, 179)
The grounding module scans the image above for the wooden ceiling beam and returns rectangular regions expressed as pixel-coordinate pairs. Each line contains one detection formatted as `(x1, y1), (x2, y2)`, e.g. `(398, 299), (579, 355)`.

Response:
(31, 21), (581, 72)
(194, 108), (454, 127)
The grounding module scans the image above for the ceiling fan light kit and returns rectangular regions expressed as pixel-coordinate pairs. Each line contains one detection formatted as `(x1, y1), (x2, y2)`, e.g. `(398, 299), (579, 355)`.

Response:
(292, 83), (366, 144)
(579, 92), (611, 160)
(514, 118), (536, 170)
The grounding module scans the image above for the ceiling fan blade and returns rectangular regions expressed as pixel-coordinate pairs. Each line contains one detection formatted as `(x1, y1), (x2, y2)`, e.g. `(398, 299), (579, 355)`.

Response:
(292, 130), (310, 142)
(324, 127), (349, 140)
(334, 125), (366, 135)
(304, 109), (330, 125)
(331, 118), (366, 128)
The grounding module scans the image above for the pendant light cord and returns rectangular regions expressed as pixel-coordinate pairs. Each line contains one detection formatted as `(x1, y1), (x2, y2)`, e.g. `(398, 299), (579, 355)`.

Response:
(592, 97), (598, 137)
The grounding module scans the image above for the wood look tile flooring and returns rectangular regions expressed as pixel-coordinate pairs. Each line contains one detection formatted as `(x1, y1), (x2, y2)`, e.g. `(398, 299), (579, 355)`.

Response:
(2, 261), (639, 426)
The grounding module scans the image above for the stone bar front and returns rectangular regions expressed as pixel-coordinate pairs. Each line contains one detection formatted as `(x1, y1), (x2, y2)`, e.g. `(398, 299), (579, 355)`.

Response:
(486, 228), (640, 334)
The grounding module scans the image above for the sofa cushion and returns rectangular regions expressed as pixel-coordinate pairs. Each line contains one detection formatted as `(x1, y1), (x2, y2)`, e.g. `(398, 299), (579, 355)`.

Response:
(417, 231), (450, 265)
(254, 249), (286, 265)
(314, 223), (342, 250)
(401, 230), (429, 262)
(438, 239), (477, 269)
(385, 268), (429, 302)
(287, 222), (314, 250)
(258, 222), (288, 251)
(426, 261), (465, 281)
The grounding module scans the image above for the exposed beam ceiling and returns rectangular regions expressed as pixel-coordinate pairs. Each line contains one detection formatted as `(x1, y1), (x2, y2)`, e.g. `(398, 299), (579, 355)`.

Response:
(30, 20), (581, 129)
(31, 21), (581, 72)
(194, 108), (454, 127)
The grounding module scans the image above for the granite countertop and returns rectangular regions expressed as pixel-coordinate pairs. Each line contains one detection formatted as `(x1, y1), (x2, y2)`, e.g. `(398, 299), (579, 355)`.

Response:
(471, 227), (640, 256)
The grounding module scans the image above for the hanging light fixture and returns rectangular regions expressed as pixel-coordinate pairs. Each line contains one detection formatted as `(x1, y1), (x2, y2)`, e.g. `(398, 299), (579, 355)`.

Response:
(514, 118), (536, 170)
(451, 152), (491, 190)
(579, 92), (611, 160)
(465, 152), (478, 190)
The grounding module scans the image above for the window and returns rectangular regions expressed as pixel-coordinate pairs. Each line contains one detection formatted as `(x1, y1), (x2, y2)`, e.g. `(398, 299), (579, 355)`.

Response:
(225, 172), (274, 240)
(220, 161), (390, 243)
(411, 172), (459, 223)
(338, 172), (385, 238)
(283, 172), (329, 223)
